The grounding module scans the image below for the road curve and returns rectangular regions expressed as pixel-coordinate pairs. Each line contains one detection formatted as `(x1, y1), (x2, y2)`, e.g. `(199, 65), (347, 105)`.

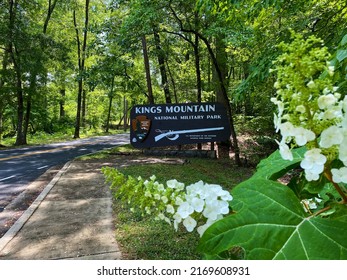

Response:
(0, 133), (129, 212)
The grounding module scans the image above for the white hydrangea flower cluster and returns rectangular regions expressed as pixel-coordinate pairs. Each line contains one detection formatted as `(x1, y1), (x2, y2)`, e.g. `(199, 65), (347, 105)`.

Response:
(137, 176), (233, 236)
(271, 34), (347, 185)
(105, 168), (234, 237)
(173, 180), (232, 236)
(301, 197), (323, 213)
(272, 82), (347, 184)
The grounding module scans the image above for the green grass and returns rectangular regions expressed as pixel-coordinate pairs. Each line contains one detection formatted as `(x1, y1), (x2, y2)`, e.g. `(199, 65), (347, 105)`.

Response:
(77, 143), (138, 161)
(97, 145), (254, 259)
(114, 204), (202, 259)
(120, 157), (253, 191)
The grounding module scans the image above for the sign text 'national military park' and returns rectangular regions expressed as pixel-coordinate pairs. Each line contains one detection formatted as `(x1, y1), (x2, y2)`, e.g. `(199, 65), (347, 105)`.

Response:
(130, 102), (231, 148)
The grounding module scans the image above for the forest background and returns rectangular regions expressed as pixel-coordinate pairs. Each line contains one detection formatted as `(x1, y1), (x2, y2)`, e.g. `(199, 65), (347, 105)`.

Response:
(1, 0), (346, 165)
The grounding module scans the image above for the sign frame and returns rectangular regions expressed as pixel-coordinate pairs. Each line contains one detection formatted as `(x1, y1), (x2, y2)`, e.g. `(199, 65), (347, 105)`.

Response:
(130, 102), (231, 148)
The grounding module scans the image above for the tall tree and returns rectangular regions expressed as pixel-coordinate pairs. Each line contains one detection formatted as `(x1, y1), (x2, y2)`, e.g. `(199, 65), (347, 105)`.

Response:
(0, 3), (12, 145)
(168, 1), (241, 165)
(73, 0), (90, 139)
(141, 35), (155, 104)
(6, 0), (26, 145)
(153, 29), (171, 103)
(1, 0), (62, 145)
(23, 0), (59, 141)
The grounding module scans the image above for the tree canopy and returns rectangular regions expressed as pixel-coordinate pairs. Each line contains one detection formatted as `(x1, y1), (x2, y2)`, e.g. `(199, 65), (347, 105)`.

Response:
(1, 0), (346, 163)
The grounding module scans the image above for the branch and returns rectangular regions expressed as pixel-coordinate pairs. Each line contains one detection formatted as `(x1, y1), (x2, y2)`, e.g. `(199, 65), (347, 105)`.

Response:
(123, 66), (149, 100)
(314, 2), (347, 34)
(162, 29), (194, 46)
(168, 3), (223, 91)
(81, 0), (90, 70)
(324, 170), (347, 203)
(43, 0), (58, 34)
(73, 10), (81, 70)
(311, 199), (347, 218)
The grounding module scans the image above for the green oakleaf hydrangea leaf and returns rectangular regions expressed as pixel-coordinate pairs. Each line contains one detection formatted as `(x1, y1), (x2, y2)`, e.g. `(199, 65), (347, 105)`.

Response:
(341, 34), (347, 46)
(337, 49), (347, 63)
(253, 147), (306, 180)
(198, 178), (347, 260)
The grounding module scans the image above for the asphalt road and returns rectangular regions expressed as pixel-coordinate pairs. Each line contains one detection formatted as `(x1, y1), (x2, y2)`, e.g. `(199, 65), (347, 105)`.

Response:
(0, 133), (129, 212)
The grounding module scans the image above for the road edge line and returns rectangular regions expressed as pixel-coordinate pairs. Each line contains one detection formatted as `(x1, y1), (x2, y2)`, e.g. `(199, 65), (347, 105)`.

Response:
(0, 161), (72, 253)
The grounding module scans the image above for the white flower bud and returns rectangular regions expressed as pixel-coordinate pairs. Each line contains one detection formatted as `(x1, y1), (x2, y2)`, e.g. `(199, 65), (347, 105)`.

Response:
(307, 80), (316, 88)
(328, 66), (335, 76)
(296, 105), (306, 113)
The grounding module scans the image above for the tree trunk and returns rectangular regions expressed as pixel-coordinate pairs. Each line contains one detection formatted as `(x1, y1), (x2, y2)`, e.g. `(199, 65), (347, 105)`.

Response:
(194, 12), (202, 103)
(153, 30), (171, 103)
(22, 0), (58, 141)
(166, 61), (178, 103)
(73, 8), (82, 139)
(194, 32), (202, 150)
(11, 48), (26, 145)
(60, 88), (66, 119)
(0, 42), (10, 146)
(0, 109), (3, 145)
(15, 66), (26, 146)
(105, 77), (115, 133)
(204, 35), (241, 165)
(23, 91), (32, 139)
(8, 0), (25, 145)
(169, 6), (241, 164)
(214, 35), (231, 158)
(194, 35), (202, 103)
(82, 89), (86, 127)
(43, 0), (58, 34)
(242, 63), (252, 116)
(106, 95), (113, 133)
(23, 72), (37, 138)
(141, 35), (154, 104)
(74, 79), (83, 139)
(73, 0), (90, 139)
(123, 96), (128, 131)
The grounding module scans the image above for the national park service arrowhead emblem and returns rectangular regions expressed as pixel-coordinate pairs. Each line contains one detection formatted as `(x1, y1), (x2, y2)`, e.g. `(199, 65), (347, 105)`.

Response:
(131, 115), (151, 142)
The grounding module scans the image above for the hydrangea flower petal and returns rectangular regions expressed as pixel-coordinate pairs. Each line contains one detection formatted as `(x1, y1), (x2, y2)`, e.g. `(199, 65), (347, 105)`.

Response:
(276, 140), (293, 161)
(319, 126), (344, 148)
(331, 167), (347, 184)
(183, 216), (197, 232)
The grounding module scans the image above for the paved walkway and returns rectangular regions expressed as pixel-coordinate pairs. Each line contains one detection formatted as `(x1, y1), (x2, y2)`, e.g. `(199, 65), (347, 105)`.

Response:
(0, 161), (122, 260)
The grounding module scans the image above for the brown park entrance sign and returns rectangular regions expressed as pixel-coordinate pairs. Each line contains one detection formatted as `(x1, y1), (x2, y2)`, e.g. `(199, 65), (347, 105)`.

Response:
(130, 102), (231, 148)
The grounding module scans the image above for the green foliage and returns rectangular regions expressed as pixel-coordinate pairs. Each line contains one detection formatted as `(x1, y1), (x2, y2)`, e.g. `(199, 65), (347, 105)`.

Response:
(233, 116), (278, 166)
(1, 0), (346, 148)
(198, 33), (347, 260)
(330, 34), (347, 92)
(198, 149), (347, 260)
(102, 166), (234, 237)
(253, 147), (306, 180)
(102, 168), (169, 217)
(114, 202), (201, 260)
(100, 149), (254, 259)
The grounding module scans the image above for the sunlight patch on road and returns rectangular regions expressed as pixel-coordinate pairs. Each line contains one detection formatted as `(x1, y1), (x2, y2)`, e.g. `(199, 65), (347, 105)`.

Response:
(0, 146), (75, 162)
(0, 135), (129, 162)
(0, 175), (16, 182)
(37, 165), (49, 170)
